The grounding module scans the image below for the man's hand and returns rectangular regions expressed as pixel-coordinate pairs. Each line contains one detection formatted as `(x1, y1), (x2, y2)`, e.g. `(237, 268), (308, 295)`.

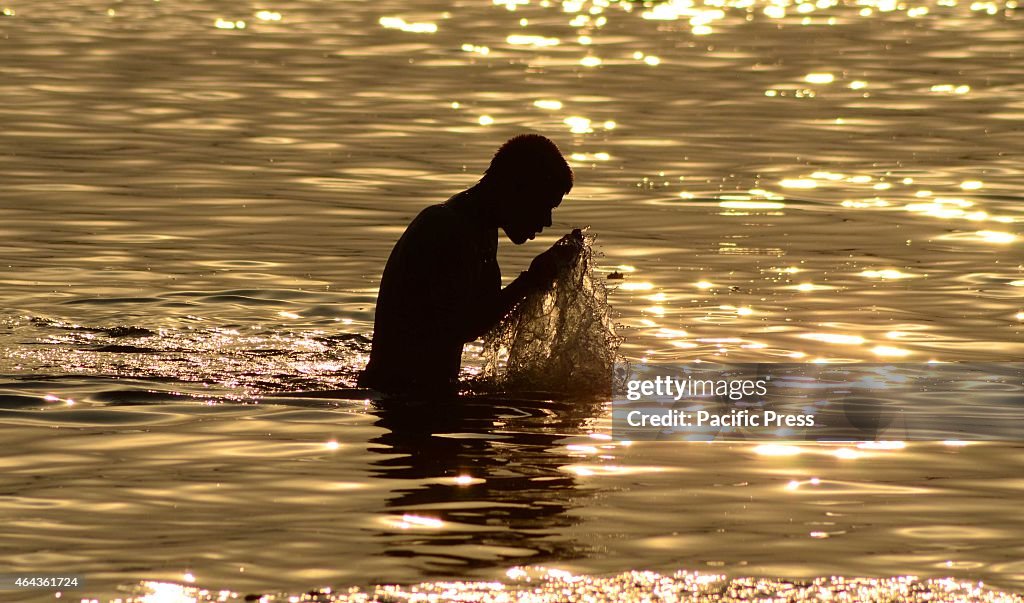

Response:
(527, 229), (583, 289)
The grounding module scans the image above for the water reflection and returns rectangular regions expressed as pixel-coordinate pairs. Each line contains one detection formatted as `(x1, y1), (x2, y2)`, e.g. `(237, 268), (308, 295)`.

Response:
(370, 395), (607, 572)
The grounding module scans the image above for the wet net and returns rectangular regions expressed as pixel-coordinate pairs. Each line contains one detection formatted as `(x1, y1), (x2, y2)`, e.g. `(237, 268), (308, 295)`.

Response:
(482, 229), (622, 395)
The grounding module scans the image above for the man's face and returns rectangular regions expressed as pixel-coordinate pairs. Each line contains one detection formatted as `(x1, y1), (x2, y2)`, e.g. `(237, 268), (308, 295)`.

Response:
(500, 189), (564, 245)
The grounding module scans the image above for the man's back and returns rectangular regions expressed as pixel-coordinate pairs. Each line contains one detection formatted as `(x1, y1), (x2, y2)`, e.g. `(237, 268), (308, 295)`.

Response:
(359, 194), (500, 395)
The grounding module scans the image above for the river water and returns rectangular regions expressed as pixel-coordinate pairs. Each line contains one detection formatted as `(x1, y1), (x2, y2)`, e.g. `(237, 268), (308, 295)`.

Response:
(1, 0), (1023, 600)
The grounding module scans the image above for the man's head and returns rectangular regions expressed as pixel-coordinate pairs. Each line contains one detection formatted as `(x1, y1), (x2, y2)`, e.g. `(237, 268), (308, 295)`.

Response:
(481, 134), (573, 245)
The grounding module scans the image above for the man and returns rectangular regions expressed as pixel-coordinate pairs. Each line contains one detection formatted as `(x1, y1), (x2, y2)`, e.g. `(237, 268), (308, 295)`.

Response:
(358, 134), (578, 397)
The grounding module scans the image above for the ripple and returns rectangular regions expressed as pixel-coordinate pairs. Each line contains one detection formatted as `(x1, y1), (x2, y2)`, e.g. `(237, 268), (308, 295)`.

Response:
(90, 233), (184, 243)
(0, 407), (192, 427)
(896, 525), (1006, 540)
(180, 90), (244, 101)
(12, 183), (108, 192)
(195, 260), (282, 269)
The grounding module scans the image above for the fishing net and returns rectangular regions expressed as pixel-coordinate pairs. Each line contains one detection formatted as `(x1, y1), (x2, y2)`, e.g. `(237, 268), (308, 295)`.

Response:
(482, 229), (622, 395)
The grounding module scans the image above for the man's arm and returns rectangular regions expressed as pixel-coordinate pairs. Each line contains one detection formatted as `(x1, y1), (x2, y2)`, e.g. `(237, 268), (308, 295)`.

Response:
(458, 270), (538, 342)
(460, 230), (583, 342)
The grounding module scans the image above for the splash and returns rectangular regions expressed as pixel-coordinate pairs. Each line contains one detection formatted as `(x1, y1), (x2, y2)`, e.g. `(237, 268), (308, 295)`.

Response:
(482, 229), (622, 395)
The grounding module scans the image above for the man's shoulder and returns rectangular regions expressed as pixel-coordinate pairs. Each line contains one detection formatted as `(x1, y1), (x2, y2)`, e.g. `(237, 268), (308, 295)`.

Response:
(406, 202), (475, 241)
(391, 203), (460, 259)
(411, 203), (455, 226)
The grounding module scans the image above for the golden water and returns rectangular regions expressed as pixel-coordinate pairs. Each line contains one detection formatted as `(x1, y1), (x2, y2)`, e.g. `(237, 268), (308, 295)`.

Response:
(1, 0), (1022, 600)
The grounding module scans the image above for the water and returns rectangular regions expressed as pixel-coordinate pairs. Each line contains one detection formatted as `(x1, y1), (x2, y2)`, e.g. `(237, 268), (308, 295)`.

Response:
(1, 0), (1023, 600)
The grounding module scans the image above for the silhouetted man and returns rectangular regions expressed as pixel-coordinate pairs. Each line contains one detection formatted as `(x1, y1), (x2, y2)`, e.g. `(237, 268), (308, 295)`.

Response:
(359, 134), (577, 397)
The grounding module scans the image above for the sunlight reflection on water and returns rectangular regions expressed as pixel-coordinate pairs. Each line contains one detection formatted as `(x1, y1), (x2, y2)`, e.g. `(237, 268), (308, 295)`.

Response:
(1, 0), (1023, 599)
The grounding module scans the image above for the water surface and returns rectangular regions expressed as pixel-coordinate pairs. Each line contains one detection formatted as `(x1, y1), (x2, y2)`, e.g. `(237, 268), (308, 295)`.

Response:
(1, 0), (1023, 599)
